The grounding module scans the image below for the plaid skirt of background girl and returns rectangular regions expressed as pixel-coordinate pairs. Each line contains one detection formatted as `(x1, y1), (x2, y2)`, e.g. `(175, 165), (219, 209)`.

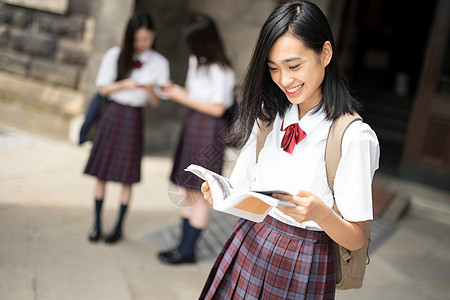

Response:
(170, 109), (226, 190)
(200, 215), (336, 299)
(84, 101), (143, 183)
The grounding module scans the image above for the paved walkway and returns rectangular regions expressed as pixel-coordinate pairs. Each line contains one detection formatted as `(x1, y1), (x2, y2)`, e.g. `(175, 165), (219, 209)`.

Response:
(0, 124), (449, 300)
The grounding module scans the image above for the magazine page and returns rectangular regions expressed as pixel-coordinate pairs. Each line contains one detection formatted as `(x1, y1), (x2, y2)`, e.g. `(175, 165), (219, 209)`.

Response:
(185, 164), (296, 222)
(223, 191), (275, 222)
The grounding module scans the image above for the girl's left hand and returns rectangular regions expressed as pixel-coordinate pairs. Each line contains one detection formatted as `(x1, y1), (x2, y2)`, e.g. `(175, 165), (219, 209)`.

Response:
(201, 181), (213, 205)
(273, 190), (329, 223)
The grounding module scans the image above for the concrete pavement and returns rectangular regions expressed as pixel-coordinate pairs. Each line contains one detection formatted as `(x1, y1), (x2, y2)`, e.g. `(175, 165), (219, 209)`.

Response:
(0, 124), (449, 300)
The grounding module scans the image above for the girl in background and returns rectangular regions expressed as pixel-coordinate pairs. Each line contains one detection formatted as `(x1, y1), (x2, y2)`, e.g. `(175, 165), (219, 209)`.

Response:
(85, 12), (170, 244)
(158, 14), (235, 264)
(200, 1), (379, 298)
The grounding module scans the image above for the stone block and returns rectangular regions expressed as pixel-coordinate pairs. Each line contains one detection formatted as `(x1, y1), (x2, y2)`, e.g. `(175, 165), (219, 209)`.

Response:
(38, 12), (85, 39)
(30, 58), (79, 88)
(141, 0), (186, 10)
(0, 50), (30, 76)
(3, 0), (69, 15)
(0, 4), (33, 28)
(0, 71), (83, 115)
(56, 39), (89, 66)
(0, 71), (84, 139)
(68, 0), (90, 15)
(9, 29), (56, 58)
(0, 25), (9, 47)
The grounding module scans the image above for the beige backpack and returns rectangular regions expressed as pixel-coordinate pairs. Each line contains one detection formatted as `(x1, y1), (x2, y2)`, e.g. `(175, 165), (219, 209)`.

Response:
(256, 112), (370, 290)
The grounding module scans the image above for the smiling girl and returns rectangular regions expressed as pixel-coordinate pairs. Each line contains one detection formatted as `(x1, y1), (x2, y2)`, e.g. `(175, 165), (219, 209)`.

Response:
(200, 1), (379, 298)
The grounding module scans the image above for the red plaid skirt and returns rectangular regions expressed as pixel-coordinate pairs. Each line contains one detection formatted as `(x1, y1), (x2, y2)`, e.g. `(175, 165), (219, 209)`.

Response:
(84, 101), (143, 183)
(200, 215), (336, 299)
(170, 109), (226, 190)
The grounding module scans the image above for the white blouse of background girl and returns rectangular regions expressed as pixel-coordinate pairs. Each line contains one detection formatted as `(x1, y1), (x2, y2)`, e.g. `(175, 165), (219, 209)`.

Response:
(96, 46), (170, 107)
(186, 55), (235, 108)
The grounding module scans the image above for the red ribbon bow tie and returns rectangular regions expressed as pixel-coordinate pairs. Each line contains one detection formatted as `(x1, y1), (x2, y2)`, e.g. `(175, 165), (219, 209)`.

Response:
(133, 59), (143, 69)
(280, 122), (307, 154)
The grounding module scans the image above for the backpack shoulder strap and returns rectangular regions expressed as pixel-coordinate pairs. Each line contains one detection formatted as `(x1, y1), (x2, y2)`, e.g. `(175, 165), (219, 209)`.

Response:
(325, 112), (363, 192)
(256, 119), (274, 163)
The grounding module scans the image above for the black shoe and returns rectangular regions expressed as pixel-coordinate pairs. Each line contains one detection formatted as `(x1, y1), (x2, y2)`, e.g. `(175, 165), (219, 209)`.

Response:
(157, 249), (196, 265)
(104, 231), (122, 244)
(88, 227), (102, 242)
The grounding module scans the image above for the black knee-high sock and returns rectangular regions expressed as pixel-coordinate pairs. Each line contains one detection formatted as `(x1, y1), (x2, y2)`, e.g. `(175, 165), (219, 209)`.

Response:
(177, 219), (202, 258)
(113, 204), (128, 233)
(94, 199), (103, 230)
(177, 218), (189, 248)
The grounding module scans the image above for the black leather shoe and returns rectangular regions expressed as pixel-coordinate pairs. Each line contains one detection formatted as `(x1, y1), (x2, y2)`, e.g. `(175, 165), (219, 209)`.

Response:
(88, 227), (101, 242)
(104, 231), (122, 244)
(157, 249), (196, 265)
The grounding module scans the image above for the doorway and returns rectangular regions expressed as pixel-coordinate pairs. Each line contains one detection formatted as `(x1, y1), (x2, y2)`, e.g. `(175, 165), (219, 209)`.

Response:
(337, 0), (437, 176)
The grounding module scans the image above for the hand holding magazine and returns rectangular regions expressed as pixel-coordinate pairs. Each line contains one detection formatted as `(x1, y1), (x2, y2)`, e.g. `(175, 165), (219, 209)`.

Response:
(185, 164), (296, 222)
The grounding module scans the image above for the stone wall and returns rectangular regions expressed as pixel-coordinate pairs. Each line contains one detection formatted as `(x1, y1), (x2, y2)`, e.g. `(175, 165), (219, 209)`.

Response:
(0, 0), (92, 139)
(0, 1), (91, 90)
(0, 0), (133, 141)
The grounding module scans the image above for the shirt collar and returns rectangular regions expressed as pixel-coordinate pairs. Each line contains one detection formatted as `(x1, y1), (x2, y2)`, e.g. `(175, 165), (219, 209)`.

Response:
(281, 103), (326, 135)
(134, 49), (152, 64)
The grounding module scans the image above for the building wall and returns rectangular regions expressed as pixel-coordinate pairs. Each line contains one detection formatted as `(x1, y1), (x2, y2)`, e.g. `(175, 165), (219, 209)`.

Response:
(187, 0), (277, 83)
(0, 0), (133, 139)
(0, 1), (90, 89)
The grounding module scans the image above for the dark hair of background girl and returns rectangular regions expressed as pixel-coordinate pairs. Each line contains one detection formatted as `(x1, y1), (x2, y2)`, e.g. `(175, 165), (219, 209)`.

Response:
(183, 14), (231, 68)
(228, 0), (361, 147)
(116, 13), (155, 81)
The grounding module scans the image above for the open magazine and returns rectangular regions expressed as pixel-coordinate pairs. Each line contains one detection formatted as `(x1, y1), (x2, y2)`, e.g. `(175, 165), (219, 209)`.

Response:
(185, 164), (296, 222)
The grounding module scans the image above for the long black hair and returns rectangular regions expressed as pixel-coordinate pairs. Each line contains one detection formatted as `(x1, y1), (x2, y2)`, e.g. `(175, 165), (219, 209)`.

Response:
(229, 0), (360, 147)
(183, 14), (231, 68)
(116, 12), (155, 81)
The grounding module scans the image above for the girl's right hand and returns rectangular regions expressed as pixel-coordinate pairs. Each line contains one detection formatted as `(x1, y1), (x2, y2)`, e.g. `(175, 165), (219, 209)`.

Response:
(201, 181), (213, 205)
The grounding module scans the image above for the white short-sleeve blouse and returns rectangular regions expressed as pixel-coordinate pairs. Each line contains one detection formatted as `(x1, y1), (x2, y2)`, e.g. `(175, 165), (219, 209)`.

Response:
(185, 55), (235, 108)
(95, 46), (170, 107)
(230, 104), (380, 231)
